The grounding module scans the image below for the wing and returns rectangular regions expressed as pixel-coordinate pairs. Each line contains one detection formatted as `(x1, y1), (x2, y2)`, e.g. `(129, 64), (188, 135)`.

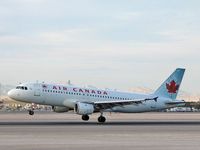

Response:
(92, 97), (158, 111)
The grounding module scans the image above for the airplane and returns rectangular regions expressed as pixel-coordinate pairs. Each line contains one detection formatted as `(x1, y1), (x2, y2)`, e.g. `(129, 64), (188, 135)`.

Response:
(8, 68), (186, 123)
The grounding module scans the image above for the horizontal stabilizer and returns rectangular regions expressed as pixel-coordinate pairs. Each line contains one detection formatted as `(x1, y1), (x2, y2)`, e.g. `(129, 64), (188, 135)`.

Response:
(165, 100), (185, 105)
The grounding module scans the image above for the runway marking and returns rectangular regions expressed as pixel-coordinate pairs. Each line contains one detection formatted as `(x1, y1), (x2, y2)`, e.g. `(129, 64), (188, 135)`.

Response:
(1, 121), (200, 126)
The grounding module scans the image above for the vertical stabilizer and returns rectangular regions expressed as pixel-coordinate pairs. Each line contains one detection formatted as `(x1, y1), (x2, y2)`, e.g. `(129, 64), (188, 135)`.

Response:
(154, 68), (185, 99)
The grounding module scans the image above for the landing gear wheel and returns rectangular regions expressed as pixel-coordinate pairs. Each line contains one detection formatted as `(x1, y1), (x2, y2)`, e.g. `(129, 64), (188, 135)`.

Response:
(82, 115), (89, 121)
(98, 116), (106, 123)
(29, 110), (34, 115)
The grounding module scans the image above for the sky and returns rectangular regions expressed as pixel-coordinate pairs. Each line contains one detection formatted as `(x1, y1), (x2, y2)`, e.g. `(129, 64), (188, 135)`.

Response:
(0, 0), (199, 94)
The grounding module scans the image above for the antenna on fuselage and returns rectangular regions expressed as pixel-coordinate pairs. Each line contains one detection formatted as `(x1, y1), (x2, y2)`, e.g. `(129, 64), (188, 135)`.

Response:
(67, 80), (71, 85)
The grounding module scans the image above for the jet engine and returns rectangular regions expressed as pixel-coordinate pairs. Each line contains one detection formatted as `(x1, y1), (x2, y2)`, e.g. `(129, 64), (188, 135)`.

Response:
(75, 102), (94, 115)
(52, 106), (70, 113)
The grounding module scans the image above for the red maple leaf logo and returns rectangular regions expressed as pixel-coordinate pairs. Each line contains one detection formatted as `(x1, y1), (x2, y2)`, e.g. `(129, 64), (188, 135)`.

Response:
(166, 80), (179, 93)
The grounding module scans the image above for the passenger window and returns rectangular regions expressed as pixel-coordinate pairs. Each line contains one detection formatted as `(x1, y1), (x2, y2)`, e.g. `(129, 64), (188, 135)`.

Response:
(25, 87), (28, 90)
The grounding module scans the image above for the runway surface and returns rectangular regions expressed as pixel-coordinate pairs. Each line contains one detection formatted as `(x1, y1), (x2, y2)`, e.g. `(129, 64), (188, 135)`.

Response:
(1, 112), (200, 150)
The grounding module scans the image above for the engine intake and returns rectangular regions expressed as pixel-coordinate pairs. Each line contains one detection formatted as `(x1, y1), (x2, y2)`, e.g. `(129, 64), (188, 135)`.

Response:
(75, 102), (94, 115)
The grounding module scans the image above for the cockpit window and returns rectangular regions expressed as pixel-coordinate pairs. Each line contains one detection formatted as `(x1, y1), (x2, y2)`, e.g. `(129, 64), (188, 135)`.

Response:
(16, 86), (28, 90)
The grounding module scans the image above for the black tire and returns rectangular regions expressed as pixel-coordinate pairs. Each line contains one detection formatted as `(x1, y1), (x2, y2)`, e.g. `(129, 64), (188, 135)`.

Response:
(29, 110), (34, 115)
(82, 115), (89, 121)
(98, 116), (106, 123)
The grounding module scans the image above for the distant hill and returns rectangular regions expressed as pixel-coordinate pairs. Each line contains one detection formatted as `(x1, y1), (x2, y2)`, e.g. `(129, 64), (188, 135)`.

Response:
(0, 84), (15, 96)
(178, 91), (200, 102)
(129, 87), (153, 94)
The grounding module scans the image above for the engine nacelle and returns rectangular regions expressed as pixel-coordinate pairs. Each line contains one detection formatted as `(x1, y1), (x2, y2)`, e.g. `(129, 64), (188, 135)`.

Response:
(75, 102), (94, 115)
(52, 106), (69, 113)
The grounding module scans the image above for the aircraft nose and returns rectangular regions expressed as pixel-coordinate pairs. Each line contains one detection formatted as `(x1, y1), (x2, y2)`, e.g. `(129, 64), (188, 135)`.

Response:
(8, 89), (16, 99)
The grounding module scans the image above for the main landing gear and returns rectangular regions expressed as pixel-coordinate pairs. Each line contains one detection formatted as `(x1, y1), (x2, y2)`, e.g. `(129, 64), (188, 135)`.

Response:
(98, 115), (106, 123)
(81, 114), (106, 123)
(28, 110), (34, 115)
(82, 114), (89, 121)
(98, 112), (106, 123)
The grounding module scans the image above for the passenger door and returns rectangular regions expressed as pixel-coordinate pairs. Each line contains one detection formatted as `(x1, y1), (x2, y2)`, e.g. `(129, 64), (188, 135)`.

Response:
(34, 83), (41, 96)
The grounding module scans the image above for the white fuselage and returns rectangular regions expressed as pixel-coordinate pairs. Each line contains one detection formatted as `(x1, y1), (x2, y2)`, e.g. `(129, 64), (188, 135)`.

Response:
(8, 82), (175, 113)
